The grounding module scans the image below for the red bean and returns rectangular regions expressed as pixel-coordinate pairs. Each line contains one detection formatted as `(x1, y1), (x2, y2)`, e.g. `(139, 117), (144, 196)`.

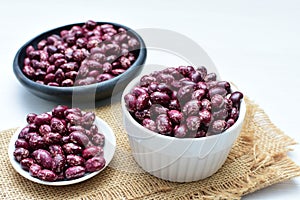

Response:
(177, 85), (194, 102)
(142, 118), (157, 132)
(182, 100), (201, 116)
(32, 149), (53, 169)
(211, 120), (227, 134)
(201, 99), (212, 111)
(199, 110), (212, 125)
(14, 148), (29, 162)
(82, 146), (103, 159)
(82, 112), (95, 127)
(34, 113), (51, 125)
(29, 135), (45, 149)
(37, 169), (58, 181)
(230, 91), (244, 109)
(96, 73), (114, 82)
(174, 124), (188, 138)
(49, 145), (64, 156)
(43, 132), (62, 145)
(38, 124), (51, 136)
(150, 92), (170, 106)
(26, 113), (37, 124)
(156, 114), (172, 135)
(91, 133), (105, 146)
(51, 154), (66, 173)
(29, 164), (42, 177)
(85, 157), (105, 172)
(89, 124), (98, 135)
(69, 131), (89, 147)
(191, 89), (206, 101)
(211, 94), (225, 110)
(20, 158), (35, 171)
(15, 139), (29, 149)
(50, 118), (66, 134)
(186, 116), (201, 131)
(23, 65), (35, 78)
(136, 93), (150, 111)
(124, 93), (137, 113)
(66, 113), (82, 125)
(66, 155), (85, 167)
(63, 143), (83, 154)
(65, 166), (85, 179)
(124, 66), (244, 138)
(167, 110), (183, 124)
(204, 73), (217, 82)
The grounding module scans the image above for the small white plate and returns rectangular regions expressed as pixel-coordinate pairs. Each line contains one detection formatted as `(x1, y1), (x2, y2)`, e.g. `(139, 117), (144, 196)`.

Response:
(8, 116), (116, 186)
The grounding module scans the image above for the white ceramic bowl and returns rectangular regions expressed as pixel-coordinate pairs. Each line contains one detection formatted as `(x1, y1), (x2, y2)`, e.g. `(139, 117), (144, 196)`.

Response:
(121, 76), (246, 182)
(8, 116), (116, 186)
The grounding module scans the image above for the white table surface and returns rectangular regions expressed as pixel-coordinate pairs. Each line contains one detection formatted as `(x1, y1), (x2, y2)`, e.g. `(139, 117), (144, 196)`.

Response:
(0, 0), (299, 199)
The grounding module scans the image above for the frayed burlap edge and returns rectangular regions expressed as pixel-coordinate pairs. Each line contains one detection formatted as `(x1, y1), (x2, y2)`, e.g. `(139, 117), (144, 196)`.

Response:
(1, 97), (299, 200)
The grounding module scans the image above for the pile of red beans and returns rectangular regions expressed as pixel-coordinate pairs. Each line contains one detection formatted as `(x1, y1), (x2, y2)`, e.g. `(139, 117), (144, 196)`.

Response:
(13, 105), (105, 181)
(23, 20), (140, 87)
(124, 66), (243, 138)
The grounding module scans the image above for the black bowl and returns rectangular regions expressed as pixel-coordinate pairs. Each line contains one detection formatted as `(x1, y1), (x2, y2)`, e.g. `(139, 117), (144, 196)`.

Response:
(13, 21), (147, 102)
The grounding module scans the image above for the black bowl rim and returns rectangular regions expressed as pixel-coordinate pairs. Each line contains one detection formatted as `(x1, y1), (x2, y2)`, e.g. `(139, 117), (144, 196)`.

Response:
(13, 21), (147, 95)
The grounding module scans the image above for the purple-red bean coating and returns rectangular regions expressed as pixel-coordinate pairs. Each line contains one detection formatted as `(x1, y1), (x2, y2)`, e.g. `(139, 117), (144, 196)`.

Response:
(85, 157), (106, 172)
(14, 148), (29, 162)
(124, 66), (244, 138)
(37, 169), (58, 181)
(20, 158), (35, 171)
(29, 164), (42, 177)
(14, 105), (106, 182)
(22, 20), (140, 87)
(65, 166), (86, 179)
(32, 149), (53, 169)
(66, 155), (85, 167)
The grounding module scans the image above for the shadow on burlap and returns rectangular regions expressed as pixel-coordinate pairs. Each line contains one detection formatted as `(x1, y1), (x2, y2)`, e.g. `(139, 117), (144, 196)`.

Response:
(1, 98), (299, 200)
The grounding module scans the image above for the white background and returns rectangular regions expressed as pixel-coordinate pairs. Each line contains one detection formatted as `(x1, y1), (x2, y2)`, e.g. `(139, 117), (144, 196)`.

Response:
(0, 0), (299, 199)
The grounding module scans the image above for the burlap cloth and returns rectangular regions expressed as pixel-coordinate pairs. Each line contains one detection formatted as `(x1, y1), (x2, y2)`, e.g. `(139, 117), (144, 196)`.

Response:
(1, 97), (300, 199)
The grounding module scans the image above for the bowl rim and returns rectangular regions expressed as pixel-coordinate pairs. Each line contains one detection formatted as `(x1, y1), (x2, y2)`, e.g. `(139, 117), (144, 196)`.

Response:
(121, 74), (246, 142)
(13, 21), (147, 95)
